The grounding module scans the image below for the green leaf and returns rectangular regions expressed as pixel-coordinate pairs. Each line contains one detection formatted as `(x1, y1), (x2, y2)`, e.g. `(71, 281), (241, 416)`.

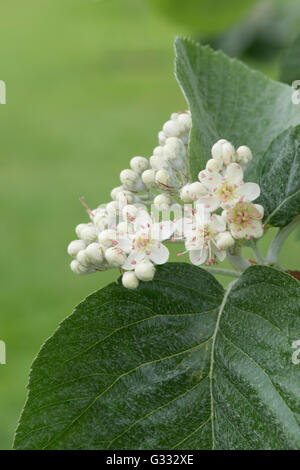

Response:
(257, 126), (300, 227)
(175, 37), (300, 181)
(14, 263), (300, 450)
(280, 34), (300, 85)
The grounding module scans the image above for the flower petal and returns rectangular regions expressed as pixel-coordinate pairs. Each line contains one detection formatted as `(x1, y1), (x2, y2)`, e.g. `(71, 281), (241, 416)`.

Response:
(237, 182), (260, 202)
(122, 250), (145, 270)
(189, 248), (207, 265)
(225, 163), (243, 185)
(196, 195), (220, 212)
(135, 210), (152, 232)
(149, 243), (169, 265)
(198, 169), (222, 191)
(151, 221), (174, 241)
(117, 238), (132, 253)
(209, 214), (226, 233)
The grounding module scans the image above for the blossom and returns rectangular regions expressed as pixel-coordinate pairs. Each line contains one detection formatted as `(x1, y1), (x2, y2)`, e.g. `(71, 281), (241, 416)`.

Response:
(176, 210), (227, 266)
(198, 163), (260, 211)
(120, 210), (174, 269)
(224, 201), (264, 240)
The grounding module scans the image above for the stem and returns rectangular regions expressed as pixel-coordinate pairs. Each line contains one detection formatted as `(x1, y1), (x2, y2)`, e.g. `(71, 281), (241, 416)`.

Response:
(202, 267), (241, 278)
(249, 239), (265, 264)
(267, 215), (300, 266)
(227, 245), (251, 272)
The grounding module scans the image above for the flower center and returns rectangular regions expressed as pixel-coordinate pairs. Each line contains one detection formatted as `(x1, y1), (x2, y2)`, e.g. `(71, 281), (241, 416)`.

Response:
(218, 183), (235, 203)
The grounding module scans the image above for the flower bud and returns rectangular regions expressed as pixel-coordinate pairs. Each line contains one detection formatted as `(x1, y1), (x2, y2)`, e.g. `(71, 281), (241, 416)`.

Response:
(158, 131), (167, 145)
(67, 239), (86, 257)
(163, 120), (180, 137)
(130, 156), (149, 174)
(105, 247), (126, 267)
(79, 225), (97, 244)
(106, 200), (122, 217)
(76, 249), (92, 268)
(216, 232), (235, 250)
(85, 242), (104, 265)
(142, 169), (156, 187)
(122, 271), (139, 289)
(236, 146), (253, 165)
(153, 146), (164, 157)
(155, 169), (171, 186)
(98, 229), (117, 247)
(135, 261), (155, 281)
(180, 184), (193, 203)
(110, 186), (123, 201)
(153, 193), (172, 211)
(150, 155), (166, 171)
(116, 190), (134, 206)
(75, 223), (87, 238)
(120, 169), (139, 188)
(122, 204), (138, 221)
(70, 259), (91, 275)
(188, 182), (207, 199)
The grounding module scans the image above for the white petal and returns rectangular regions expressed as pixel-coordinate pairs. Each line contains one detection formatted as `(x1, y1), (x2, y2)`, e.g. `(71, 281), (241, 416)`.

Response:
(209, 214), (226, 233)
(253, 204), (264, 219)
(117, 238), (132, 253)
(122, 250), (145, 270)
(196, 195), (220, 212)
(198, 169), (222, 191)
(237, 182), (260, 202)
(135, 210), (152, 231)
(225, 163), (243, 185)
(250, 220), (264, 239)
(189, 248), (207, 265)
(151, 221), (174, 241)
(149, 243), (169, 264)
(215, 248), (226, 262)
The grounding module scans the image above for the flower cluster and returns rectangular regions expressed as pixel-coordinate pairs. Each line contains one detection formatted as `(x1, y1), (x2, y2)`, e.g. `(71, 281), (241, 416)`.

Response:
(68, 112), (264, 288)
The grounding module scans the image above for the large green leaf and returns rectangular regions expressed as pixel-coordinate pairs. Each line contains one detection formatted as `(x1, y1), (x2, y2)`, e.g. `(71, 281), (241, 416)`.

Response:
(256, 126), (300, 227)
(280, 33), (300, 85)
(175, 37), (300, 181)
(14, 263), (300, 450)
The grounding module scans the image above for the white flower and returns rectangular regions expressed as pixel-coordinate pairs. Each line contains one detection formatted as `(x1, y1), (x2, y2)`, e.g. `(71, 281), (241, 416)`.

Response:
(135, 261), (155, 281)
(122, 271), (139, 289)
(224, 201), (264, 240)
(178, 211), (227, 266)
(121, 210), (173, 269)
(198, 163), (260, 211)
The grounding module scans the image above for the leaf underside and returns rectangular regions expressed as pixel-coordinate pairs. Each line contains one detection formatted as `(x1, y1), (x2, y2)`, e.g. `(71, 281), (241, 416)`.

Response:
(175, 37), (300, 182)
(14, 263), (300, 450)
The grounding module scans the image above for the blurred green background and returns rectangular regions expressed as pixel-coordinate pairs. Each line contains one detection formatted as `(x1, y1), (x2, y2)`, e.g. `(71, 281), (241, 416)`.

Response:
(1, 0), (300, 450)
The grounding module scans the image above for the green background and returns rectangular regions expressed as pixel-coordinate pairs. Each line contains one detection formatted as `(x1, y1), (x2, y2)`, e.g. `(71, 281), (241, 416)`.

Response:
(0, 0), (299, 450)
